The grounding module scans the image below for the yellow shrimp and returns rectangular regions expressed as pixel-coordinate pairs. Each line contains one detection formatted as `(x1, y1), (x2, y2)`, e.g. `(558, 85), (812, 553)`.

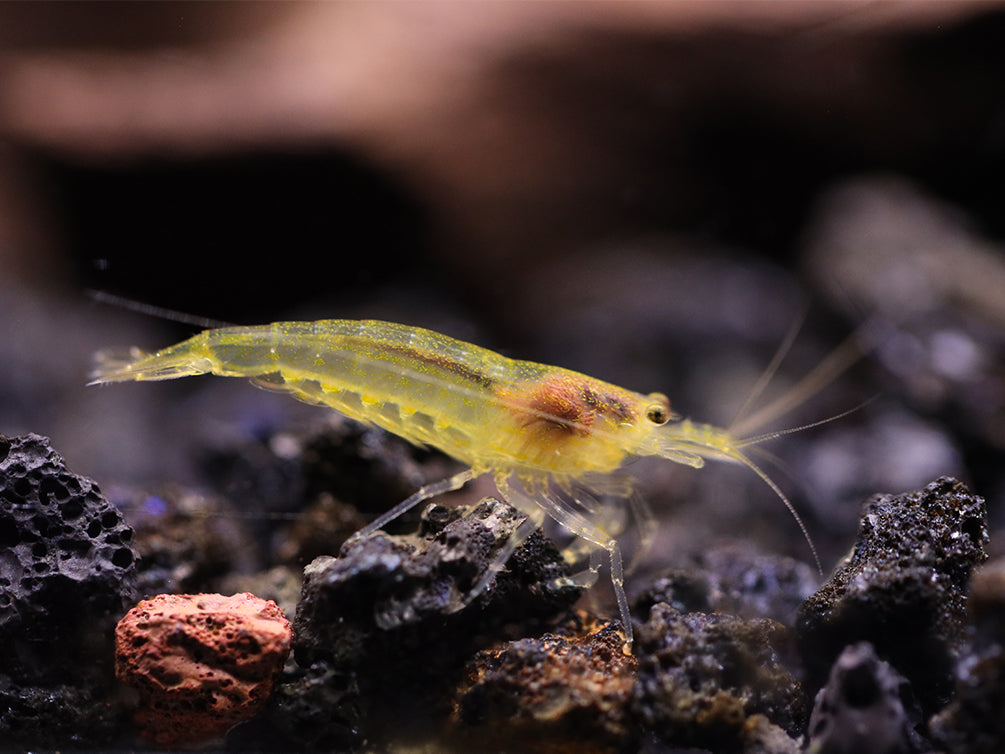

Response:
(90, 318), (836, 647)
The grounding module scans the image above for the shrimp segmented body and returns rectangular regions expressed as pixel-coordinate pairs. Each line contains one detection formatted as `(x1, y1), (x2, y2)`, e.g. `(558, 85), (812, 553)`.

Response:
(91, 319), (820, 647)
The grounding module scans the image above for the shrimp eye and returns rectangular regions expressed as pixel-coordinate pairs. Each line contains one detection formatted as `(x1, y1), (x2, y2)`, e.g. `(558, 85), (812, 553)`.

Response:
(645, 403), (670, 425)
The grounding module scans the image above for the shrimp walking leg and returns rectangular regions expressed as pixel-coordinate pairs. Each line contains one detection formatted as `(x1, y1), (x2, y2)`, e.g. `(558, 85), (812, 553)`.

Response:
(607, 538), (631, 647)
(351, 468), (478, 539)
(529, 483), (635, 646)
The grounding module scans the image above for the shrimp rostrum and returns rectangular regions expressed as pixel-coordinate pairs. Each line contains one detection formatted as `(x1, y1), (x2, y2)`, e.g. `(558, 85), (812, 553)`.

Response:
(91, 319), (824, 647)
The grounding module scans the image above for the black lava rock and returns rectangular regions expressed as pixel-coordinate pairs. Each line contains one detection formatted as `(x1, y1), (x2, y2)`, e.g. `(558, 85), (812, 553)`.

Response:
(226, 661), (362, 753)
(198, 414), (455, 533)
(289, 497), (581, 746)
(295, 498), (579, 665)
(929, 556), (1005, 753)
(107, 483), (260, 598)
(806, 642), (930, 754)
(0, 433), (139, 746)
(634, 542), (818, 626)
(196, 414), (463, 571)
(0, 678), (127, 749)
(0, 433), (138, 682)
(631, 603), (805, 752)
(797, 477), (988, 715)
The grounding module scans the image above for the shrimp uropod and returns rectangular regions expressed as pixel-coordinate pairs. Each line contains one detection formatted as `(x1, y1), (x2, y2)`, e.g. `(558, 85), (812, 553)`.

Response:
(90, 318), (825, 648)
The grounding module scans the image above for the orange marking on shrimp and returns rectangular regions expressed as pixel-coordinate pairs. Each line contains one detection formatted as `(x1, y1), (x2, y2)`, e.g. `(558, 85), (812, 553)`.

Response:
(505, 376), (603, 437)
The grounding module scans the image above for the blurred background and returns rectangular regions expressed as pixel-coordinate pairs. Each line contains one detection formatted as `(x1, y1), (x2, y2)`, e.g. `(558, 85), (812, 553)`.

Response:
(1, 0), (1004, 575)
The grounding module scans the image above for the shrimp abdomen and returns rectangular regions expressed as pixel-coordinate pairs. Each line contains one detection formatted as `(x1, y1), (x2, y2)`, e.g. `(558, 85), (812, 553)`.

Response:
(92, 321), (510, 463)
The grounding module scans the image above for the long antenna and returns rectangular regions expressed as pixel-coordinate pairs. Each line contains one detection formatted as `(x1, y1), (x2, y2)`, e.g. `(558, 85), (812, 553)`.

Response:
(729, 308), (806, 433)
(735, 448), (823, 576)
(729, 319), (882, 439)
(87, 289), (234, 330)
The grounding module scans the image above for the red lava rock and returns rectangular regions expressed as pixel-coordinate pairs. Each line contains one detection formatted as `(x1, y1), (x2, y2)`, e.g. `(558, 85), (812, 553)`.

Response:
(114, 592), (293, 748)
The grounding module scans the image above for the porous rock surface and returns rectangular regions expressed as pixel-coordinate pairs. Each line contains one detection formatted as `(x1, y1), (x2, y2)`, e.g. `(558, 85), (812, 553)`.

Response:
(115, 592), (292, 747)
(631, 602), (805, 752)
(0, 433), (138, 683)
(635, 542), (818, 626)
(294, 498), (579, 667)
(285, 498), (581, 747)
(0, 433), (138, 747)
(798, 477), (988, 713)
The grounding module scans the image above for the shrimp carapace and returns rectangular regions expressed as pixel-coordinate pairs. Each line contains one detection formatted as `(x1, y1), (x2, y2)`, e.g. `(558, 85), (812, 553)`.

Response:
(91, 318), (823, 647)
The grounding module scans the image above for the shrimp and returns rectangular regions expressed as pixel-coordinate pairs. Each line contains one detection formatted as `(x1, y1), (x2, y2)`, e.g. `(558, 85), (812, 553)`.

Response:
(90, 318), (840, 647)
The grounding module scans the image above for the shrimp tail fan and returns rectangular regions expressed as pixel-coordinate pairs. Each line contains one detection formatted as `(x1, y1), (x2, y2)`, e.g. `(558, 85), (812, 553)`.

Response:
(89, 344), (212, 384)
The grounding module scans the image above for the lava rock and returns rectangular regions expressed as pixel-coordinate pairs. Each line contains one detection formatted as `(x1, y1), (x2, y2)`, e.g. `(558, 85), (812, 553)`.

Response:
(806, 642), (929, 754)
(225, 661), (362, 753)
(273, 491), (369, 569)
(635, 542), (818, 626)
(929, 556), (1005, 753)
(108, 483), (260, 598)
(0, 433), (138, 683)
(631, 603), (805, 752)
(196, 414), (463, 574)
(797, 477), (988, 713)
(115, 592), (293, 748)
(0, 433), (139, 746)
(0, 678), (126, 749)
(198, 414), (455, 534)
(294, 498), (580, 667)
(454, 619), (635, 752)
(291, 498), (581, 745)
